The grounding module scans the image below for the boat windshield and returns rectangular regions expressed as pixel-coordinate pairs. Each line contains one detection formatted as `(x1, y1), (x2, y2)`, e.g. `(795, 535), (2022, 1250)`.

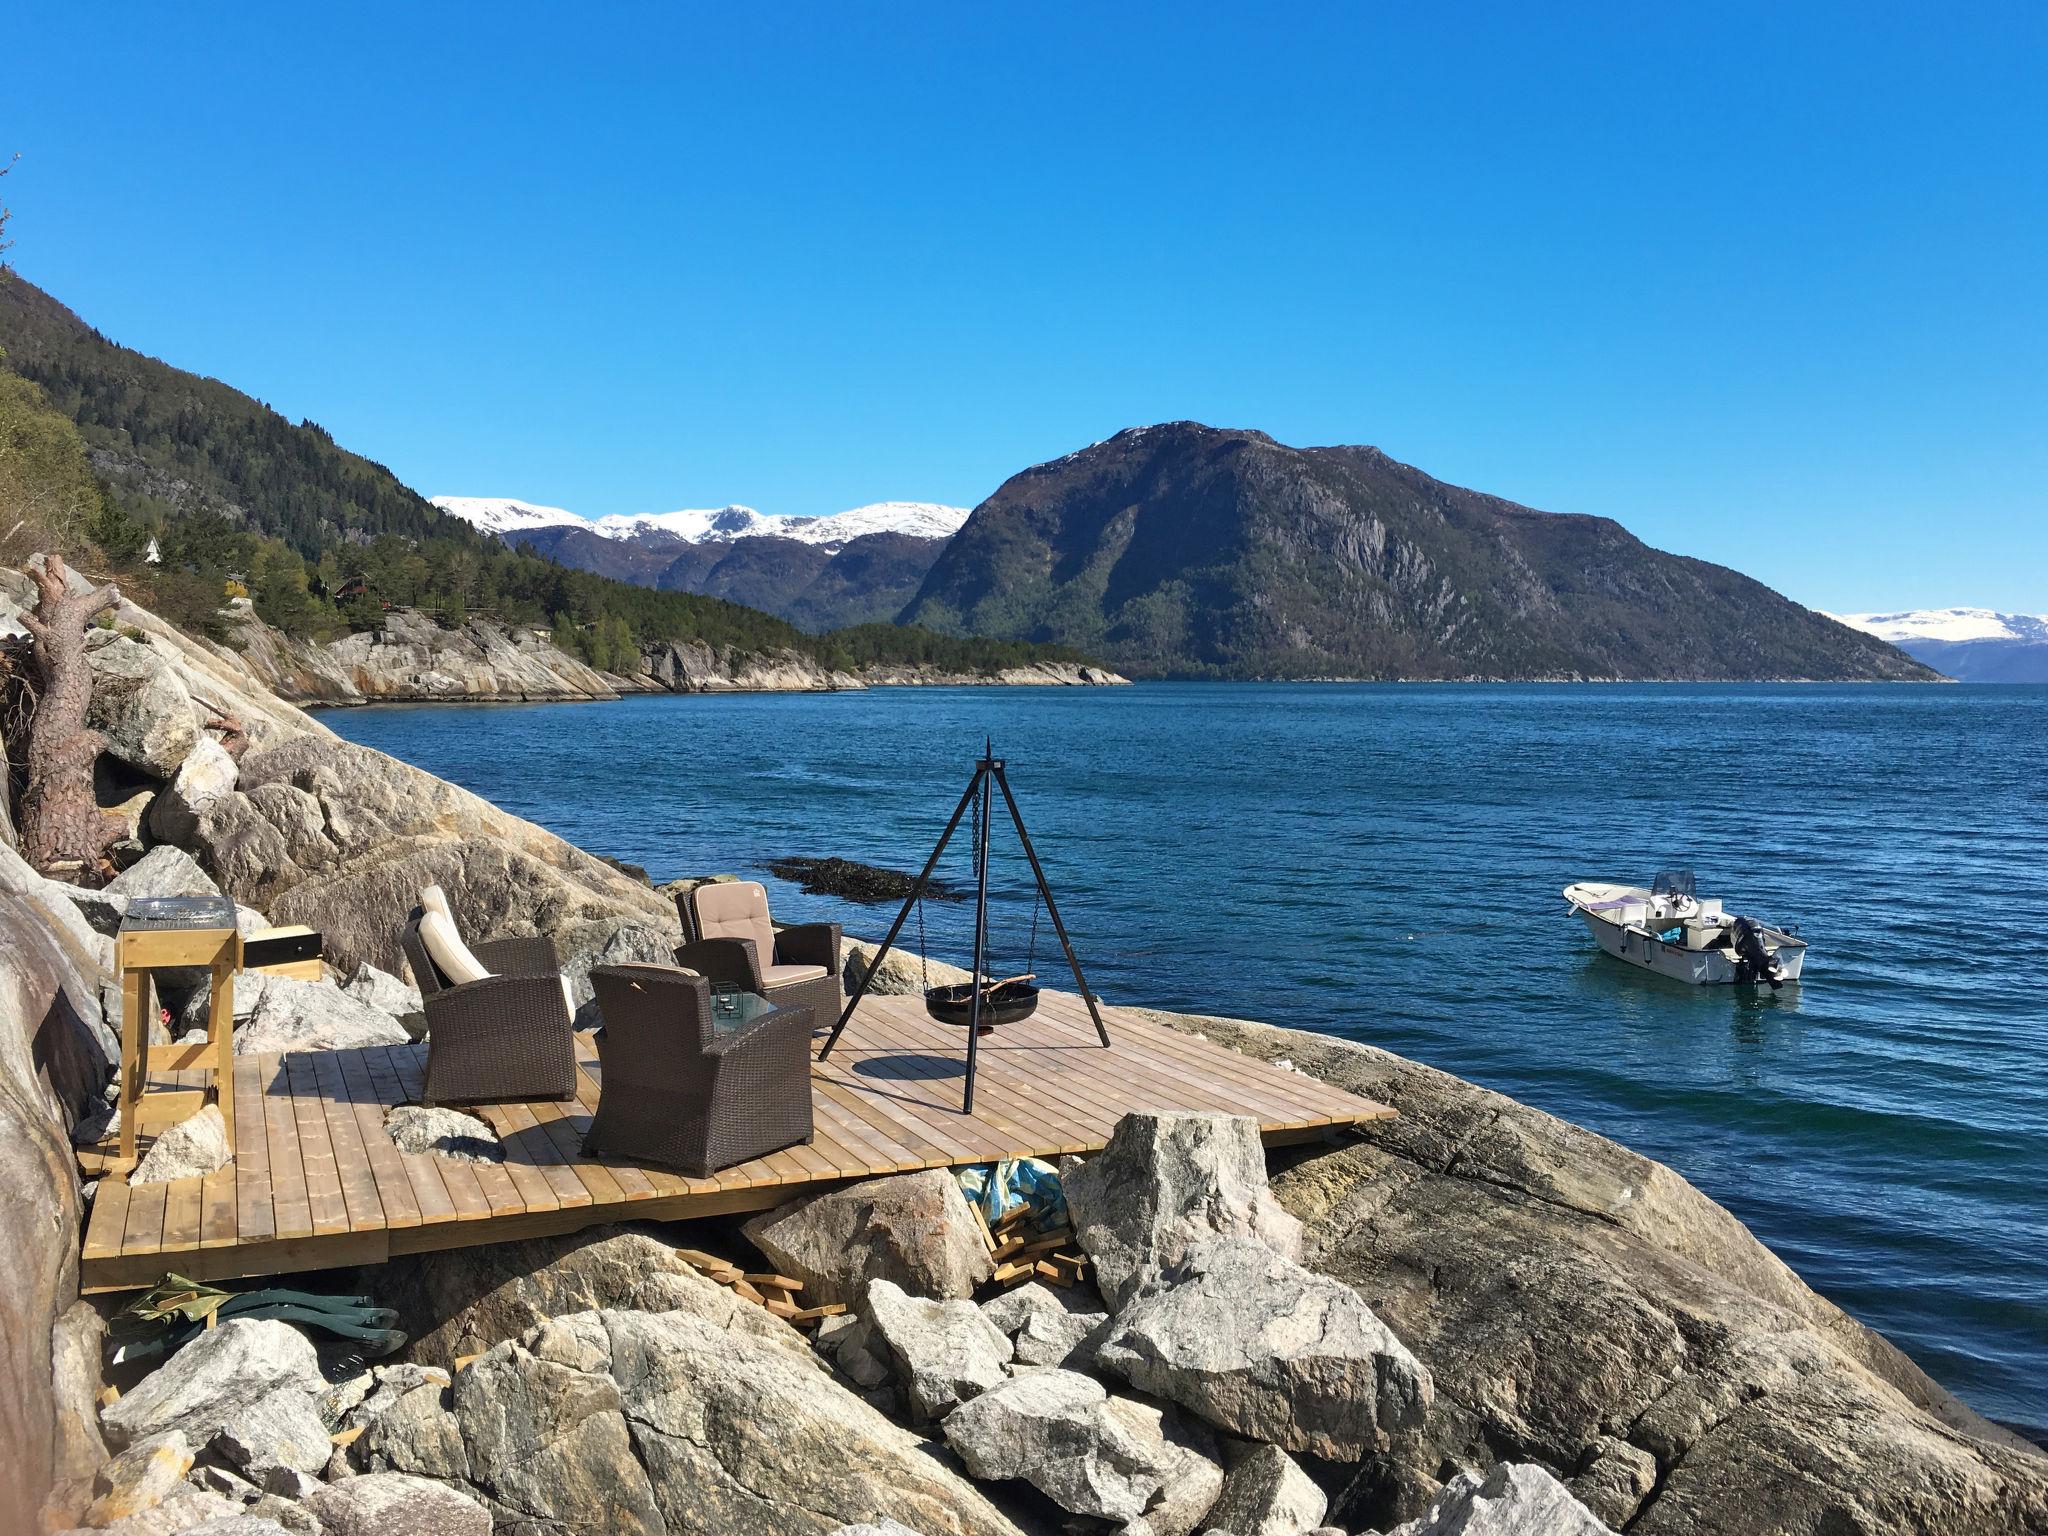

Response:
(1652, 869), (1697, 901)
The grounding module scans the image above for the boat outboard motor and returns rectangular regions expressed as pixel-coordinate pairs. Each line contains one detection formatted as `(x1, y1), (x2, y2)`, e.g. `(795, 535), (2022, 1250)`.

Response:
(1731, 916), (1782, 990)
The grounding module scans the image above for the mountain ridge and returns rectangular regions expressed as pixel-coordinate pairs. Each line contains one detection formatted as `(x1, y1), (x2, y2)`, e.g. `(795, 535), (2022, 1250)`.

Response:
(902, 421), (1939, 682)
(1830, 608), (2048, 683)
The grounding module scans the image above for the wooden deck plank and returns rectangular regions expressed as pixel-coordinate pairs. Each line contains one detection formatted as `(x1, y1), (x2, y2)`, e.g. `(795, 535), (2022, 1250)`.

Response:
(81, 985), (1394, 1292)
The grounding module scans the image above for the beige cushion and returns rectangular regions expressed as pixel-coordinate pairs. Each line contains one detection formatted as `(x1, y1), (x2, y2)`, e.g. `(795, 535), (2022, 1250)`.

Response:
(762, 963), (829, 987)
(419, 908), (489, 986)
(693, 881), (777, 970)
(420, 884), (454, 924)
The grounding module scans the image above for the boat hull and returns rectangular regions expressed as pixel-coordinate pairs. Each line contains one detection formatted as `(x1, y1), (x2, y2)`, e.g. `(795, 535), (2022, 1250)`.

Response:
(1572, 906), (1805, 986)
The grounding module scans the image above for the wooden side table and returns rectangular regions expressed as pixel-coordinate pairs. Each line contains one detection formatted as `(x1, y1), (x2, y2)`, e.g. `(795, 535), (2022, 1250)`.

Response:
(115, 895), (242, 1171)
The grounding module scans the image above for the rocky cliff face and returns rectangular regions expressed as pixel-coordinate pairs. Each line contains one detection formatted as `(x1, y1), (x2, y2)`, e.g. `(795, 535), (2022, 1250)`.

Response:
(904, 423), (1942, 682)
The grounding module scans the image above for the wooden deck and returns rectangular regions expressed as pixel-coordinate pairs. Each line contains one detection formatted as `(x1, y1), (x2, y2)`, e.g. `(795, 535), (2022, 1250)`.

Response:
(78, 989), (1391, 1292)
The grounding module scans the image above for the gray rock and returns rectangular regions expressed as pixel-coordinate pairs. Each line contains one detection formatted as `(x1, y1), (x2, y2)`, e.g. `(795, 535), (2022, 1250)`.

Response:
(823, 1317), (895, 1390)
(341, 961), (422, 1018)
(336, 1366), (465, 1481)
(174, 1517), (299, 1536)
(1568, 1436), (1659, 1529)
(1200, 1443), (1328, 1536)
(1148, 1009), (2048, 1536)
(86, 629), (203, 776)
(383, 1104), (502, 1163)
(979, 1280), (1110, 1369)
(829, 1523), (928, 1536)
(1094, 1238), (1431, 1461)
(244, 1494), (321, 1536)
(1062, 1111), (1305, 1309)
(372, 1226), (807, 1371)
(372, 1308), (1028, 1536)
(101, 1319), (324, 1450)
(130, 1103), (232, 1185)
(303, 1473), (493, 1536)
(212, 1383), (333, 1484)
(862, 1277), (1014, 1421)
(941, 1369), (1222, 1533)
(743, 1169), (995, 1305)
(187, 1461), (262, 1501)
(58, 1488), (247, 1536)
(84, 1431), (195, 1525)
(843, 934), (973, 997)
(106, 844), (224, 902)
(147, 735), (240, 846)
(231, 973), (411, 1056)
(1389, 1462), (1614, 1536)
(63, 882), (131, 935)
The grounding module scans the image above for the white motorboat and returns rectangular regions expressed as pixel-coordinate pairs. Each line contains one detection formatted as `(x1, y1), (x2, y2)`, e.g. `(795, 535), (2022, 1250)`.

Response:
(1563, 870), (1806, 987)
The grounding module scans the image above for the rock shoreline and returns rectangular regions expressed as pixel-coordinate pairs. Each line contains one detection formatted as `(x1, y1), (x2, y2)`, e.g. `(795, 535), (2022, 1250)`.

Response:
(0, 562), (2041, 1536)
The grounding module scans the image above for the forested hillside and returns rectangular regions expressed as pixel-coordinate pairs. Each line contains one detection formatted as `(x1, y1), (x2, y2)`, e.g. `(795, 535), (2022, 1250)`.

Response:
(0, 274), (1089, 676)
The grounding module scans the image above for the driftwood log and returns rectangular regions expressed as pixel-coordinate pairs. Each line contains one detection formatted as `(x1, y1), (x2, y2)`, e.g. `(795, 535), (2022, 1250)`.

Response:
(16, 554), (119, 880)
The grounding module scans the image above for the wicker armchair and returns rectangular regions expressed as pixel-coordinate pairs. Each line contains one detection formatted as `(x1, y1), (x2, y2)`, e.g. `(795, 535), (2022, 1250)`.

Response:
(582, 963), (814, 1176)
(399, 910), (576, 1105)
(675, 880), (843, 1031)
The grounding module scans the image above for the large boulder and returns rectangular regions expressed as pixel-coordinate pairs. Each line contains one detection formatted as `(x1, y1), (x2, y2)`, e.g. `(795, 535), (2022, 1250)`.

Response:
(82, 1431), (195, 1526)
(302, 1472), (492, 1536)
(1062, 1111), (1304, 1309)
(0, 876), (111, 1534)
(105, 844), (223, 902)
(941, 1368), (1222, 1535)
(744, 1170), (994, 1305)
(370, 1226), (807, 1370)
(842, 936), (973, 997)
(1142, 1010), (2048, 1536)
(100, 1319), (323, 1451)
(230, 973), (411, 1056)
(1095, 1237), (1431, 1460)
(85, 629), (203, 777)
(862, 1278), (1014, 1422)
(376, 1308), (1031, 1536)
(145, 735), (240, 846)
(130, 1103), (232, 1185)
(1390, 1462), (1614, 1536)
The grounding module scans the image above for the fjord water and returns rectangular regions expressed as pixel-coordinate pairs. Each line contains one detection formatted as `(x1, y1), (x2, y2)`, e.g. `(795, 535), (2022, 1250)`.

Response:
(329, 683), (2048, 1435)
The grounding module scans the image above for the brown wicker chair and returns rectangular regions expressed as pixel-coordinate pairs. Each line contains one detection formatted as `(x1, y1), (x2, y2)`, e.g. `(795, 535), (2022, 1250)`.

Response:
(675, 880), (843, 1031)
(399, 910), (576, 1105)
(581, 963), (814, 1176)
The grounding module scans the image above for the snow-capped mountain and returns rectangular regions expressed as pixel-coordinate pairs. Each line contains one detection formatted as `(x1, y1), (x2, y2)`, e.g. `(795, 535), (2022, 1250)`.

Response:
(429, 494), (975, 633)
(1829, 608), (2048, 682)
(430, 496), (588, 538)
(432, 496), (969, 553)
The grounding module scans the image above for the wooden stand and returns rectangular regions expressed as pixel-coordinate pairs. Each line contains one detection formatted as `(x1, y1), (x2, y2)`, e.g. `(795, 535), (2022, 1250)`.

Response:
(114, 906), (242, 1172)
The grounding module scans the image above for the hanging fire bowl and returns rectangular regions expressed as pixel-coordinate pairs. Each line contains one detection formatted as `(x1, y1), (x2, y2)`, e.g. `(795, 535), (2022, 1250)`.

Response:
(924, 982), (1041, 1032)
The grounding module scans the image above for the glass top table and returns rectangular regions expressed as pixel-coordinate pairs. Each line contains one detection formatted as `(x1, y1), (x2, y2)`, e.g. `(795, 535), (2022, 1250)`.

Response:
(707, 987), (775, 1032)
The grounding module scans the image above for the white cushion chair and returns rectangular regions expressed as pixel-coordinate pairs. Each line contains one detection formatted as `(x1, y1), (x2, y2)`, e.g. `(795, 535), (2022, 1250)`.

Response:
(675, 879), (843, 1029)
(397, 891), (578, 1104)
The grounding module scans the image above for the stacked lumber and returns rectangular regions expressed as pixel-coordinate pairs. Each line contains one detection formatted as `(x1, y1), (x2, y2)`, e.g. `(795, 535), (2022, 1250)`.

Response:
(675, 1248), (846, 1328)
(972, 1203), (1091, 1290)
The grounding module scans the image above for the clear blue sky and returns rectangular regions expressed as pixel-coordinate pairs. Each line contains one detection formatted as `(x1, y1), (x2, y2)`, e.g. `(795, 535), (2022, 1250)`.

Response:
(7, 3), (2044, 612)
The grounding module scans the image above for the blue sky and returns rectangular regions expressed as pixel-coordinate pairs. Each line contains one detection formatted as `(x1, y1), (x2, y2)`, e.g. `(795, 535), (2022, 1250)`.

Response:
(6, 3), (2044, 613)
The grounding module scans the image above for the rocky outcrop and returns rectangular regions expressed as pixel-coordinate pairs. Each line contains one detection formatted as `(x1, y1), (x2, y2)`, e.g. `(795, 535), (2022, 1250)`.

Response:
(743, 1169), (995, 1304)
(230, 607), (633, 705)
(1062, 1111), (1305, 1309)
(978, 1281), (1109, 1370)
(640, 637), (862, 693)
(1141, 1010), (2048, 1535)
(231, 974), (411, 1057)
(842, 936), (973, 998)
(1202, 1444), (1329, 1536)
(99, 1319), (324, 1453)
(301, 1473), (492, 1536)
(0, 860), (110, 1533)
(853, 661), (1130, 687)
(383, 1308), (1030, 1536)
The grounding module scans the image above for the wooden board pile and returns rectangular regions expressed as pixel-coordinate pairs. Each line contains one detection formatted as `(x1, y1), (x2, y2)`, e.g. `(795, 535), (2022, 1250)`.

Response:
(673, 1247), (847, 1327)
(969, 1201), (1090, 1289)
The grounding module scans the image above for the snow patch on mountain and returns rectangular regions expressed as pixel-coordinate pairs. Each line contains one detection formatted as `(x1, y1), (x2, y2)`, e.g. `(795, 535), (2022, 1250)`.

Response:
(434, 496), (969, 551)
(430, 496), (587, 536)
(1829, 607), (2048, 644)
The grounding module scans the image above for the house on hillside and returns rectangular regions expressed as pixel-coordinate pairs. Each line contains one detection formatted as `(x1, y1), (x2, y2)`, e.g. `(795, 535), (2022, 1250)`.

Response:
(335, 576), (393, 611)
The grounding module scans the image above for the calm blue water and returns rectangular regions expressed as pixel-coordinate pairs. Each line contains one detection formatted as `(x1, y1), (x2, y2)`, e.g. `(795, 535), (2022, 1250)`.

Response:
(327, 683), (2048, 1435)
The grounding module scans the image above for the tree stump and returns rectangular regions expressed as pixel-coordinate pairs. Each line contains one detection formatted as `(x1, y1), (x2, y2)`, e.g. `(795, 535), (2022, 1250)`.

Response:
(17, 554), (120, 881)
